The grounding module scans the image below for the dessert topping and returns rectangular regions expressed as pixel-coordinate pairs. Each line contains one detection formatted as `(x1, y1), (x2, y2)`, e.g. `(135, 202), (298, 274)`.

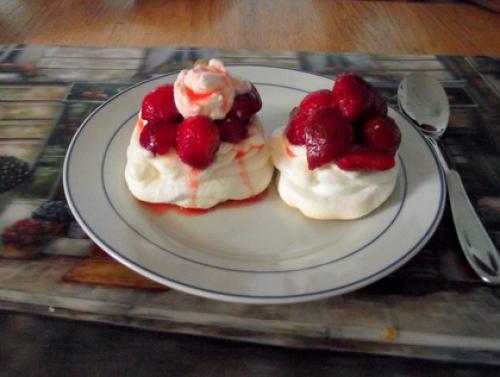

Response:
(176, 115), (221, 169)
(305, 108), (353, 170)
(362, 115), (401, 155)
(139, 121), (178, 156)
(299, 89), (332, 116)
(141, 84), (180, 123)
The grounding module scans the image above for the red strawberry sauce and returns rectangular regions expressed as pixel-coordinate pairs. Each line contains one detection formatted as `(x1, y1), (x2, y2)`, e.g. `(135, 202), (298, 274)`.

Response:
(138, 189), (268, 216)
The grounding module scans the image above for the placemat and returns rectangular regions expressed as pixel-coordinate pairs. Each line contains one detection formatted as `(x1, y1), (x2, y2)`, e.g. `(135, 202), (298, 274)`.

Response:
(0, 45), (499, 364)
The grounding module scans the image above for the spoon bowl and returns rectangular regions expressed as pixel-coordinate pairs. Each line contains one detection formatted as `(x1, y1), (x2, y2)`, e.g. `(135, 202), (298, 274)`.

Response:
(397, 73), (450, 137)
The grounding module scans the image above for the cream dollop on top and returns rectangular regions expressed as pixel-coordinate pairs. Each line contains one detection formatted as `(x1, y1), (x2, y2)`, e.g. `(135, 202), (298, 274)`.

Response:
(174, 59), (250, 120)
(270, 127), (399, 220)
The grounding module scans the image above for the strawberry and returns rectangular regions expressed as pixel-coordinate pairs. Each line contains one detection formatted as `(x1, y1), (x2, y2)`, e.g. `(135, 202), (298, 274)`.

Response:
(368, 87), (388, 118)
(336, 150), (395, 171)
(231, 84), (262, 119)
(217, 85), (258, 144)
(216, 112), (249, 143)
(331, 73), (386, 122)
(140, 121), (178, 155)
(298, 89), (332, 116)
(305, 107), (353, 170)
(362, 115), (401, 155)
(246, 84), (262, 114)
(285, 107), (310, 145)
(176, 115), (221, 169)
(141, 84), (181, 123)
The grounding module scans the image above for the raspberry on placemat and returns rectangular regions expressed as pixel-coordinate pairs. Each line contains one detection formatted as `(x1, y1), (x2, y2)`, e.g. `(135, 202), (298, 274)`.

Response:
(0, 218), (55, 259)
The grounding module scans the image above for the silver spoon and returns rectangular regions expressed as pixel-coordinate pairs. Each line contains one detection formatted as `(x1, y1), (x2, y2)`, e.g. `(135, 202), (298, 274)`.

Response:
(398, 72), (499, 284)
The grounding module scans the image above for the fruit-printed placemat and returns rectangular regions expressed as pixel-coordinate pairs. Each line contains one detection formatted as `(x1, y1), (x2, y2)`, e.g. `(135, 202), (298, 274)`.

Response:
(0, 45), (499, 364)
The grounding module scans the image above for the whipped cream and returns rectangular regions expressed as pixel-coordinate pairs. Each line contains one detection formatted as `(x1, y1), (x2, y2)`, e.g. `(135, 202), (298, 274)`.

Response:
(174, 59), (250, 120)
(270, 127), (399, 220)
(125, 117), (274, 209)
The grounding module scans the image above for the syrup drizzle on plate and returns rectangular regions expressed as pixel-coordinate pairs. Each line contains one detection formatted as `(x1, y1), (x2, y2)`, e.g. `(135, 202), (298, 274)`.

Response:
(235, 148), (254, 194)
(138, 189), (268, 216)
(187, 168), (200, 207)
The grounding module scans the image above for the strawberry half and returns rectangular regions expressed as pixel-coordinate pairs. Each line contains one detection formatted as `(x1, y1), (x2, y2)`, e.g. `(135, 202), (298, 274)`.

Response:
(336, 150), (395, 171)
(285, 107), (310, 145)
(231, 84), (262, 119)
(305, 107), (353, 170)
(216, 112), (250, 143)
(331, 73), (387, 123)
(299, 89), (332, 116)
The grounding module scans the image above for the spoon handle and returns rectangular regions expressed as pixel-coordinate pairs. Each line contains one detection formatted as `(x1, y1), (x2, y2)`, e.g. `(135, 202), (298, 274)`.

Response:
(427, 138), (500, 283)
(446, 170), (500, 284)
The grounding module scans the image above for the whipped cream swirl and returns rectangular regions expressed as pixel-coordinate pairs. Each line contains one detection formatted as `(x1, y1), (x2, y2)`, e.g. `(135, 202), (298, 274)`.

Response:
(174, 59), (251, 120)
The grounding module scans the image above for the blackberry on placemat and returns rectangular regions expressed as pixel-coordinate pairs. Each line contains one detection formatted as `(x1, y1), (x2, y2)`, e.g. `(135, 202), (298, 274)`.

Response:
(32, 201), (74, 222)
(0, 156), (31, 193)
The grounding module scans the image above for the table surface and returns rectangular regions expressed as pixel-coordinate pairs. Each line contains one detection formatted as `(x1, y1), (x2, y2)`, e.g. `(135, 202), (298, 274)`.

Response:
(2, 311), (499, 377)
(0, 0), (499, 56)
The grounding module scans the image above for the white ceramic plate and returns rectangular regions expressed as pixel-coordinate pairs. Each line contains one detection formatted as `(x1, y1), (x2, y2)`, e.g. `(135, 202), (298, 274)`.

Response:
(64, 66), (445, 304)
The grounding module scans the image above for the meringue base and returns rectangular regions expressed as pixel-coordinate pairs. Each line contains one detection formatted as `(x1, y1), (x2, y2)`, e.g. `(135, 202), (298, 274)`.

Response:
(270, 127), (399, 220)
(125, 117), (274, 209)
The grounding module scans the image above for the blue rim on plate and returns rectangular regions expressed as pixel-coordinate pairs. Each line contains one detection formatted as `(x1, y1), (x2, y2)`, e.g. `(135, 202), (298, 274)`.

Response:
(64, 65), (446, 302)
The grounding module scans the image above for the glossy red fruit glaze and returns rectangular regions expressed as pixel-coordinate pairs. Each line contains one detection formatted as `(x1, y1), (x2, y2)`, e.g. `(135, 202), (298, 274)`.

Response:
(362, 115), (401, 155)
(336, 150), (395, 171)
(245, 84), (262, 114)
(368, 87), (388, 118)
(285, 107), (309, 145)
(141, 84), (181, 123)
(138, 189), (268, 216)
(216, 113), (249, 143)
(298, 89), (332, 116)
(219, 85), (256, 144)
(331, 73), (371, 122)
(331, 73), (377, 122)
(176, 115), (221, 169)
(231, 84), (262, 119)
(139, 121), (178, 155)
(305, 107), (353, 170)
